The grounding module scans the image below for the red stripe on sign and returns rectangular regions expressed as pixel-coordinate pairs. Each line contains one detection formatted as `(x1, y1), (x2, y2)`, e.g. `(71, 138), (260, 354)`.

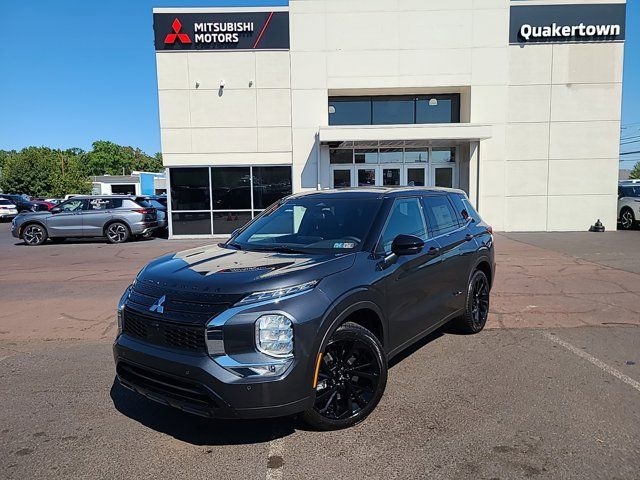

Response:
(253, 12), (274, 49)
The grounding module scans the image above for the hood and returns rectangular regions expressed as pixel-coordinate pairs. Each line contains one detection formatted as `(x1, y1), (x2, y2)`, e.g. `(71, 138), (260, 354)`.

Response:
(137, 243), (356, 295)
(16, 210), (52, 219)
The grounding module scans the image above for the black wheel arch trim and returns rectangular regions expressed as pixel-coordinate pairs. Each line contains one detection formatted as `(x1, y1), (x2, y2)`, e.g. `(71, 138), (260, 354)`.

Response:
(103, 219), (132, 235)
(304, 288), (387, 394)
(18, 220), (49, 238)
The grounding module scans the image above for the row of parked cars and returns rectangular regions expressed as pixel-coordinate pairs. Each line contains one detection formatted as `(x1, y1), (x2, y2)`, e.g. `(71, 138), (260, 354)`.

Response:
(4, 194), (167, 246)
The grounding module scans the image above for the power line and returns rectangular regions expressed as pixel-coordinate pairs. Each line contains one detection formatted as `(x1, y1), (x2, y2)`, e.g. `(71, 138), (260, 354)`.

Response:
(621, 150), (640, 155)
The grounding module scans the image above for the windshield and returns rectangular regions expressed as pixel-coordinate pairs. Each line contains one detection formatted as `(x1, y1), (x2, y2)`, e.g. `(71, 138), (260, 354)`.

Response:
(231, 197), (382, 253)
(621, 185), (640, 198)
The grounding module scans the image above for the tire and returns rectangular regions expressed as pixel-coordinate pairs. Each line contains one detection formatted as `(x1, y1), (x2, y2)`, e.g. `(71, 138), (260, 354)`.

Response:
(105, 222), (130, 244)
(619, 208), (636, 230)
(50, 237), (66, 244)
(302, 322), (387, 431)
(453, 270), (490, 334)
(22, 223), (48, 246)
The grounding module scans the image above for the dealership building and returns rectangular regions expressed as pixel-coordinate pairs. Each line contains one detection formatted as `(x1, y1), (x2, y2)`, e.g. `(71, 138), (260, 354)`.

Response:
(153, 0), (626, 237)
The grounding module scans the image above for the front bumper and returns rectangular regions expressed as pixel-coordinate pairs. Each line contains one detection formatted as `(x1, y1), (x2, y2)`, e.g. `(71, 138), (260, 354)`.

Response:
(113, 334), (313, 419)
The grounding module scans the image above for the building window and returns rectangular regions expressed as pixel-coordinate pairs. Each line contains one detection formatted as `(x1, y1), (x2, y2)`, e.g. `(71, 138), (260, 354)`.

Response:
(168, 166), (292, 236)
(252, 166), (293, 210)
(328, 94), (460, 126)
(327, 98), (371, 125)
(372, 97), (414, 125)
(211, 167), (251, 210)
(170, 167), (211, 211)
(171, 212), (212, 235)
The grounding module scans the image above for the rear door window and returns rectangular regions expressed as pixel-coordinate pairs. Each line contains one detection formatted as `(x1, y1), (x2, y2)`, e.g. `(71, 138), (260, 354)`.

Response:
(449, 193), (481, 225)
(422, 195), (459, 237)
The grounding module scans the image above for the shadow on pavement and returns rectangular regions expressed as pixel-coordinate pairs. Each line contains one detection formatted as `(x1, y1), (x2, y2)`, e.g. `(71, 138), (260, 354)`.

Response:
(110, 379), (296, 445)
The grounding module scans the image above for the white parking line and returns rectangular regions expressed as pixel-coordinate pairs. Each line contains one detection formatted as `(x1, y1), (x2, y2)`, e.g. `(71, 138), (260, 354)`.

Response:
(266, 435), (285, 480)
(542, 331), (640, 393)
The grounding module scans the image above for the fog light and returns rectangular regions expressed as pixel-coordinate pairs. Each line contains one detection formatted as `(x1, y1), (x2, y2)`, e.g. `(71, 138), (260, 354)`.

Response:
(255, 314), (293, 357)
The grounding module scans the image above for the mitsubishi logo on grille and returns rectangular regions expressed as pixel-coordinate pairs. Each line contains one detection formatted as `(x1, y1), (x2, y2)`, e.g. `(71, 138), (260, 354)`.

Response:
(164, 18), (192, 44)
(149, 295), (166, 314)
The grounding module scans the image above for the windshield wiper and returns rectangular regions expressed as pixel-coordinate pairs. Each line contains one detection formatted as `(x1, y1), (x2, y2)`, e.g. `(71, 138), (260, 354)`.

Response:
(226, 242), (243, 250)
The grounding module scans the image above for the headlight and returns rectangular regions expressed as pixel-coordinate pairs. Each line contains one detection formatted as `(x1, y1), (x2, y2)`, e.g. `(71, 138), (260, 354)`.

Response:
(255, 314), (294, 357)
(116, 286), (132, 335)
(236, 280), (318, 306)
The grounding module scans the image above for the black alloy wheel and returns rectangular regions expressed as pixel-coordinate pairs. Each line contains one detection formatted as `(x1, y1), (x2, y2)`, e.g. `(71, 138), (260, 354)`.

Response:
(620, 208), (636, 230)
(455, 270), (490, 334)
(23, 224), (48, 246)
(303, 322), (387, 430)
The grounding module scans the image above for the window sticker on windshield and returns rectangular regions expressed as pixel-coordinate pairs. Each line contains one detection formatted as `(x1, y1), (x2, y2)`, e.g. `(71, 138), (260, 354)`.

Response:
(333, 242), (356, 249)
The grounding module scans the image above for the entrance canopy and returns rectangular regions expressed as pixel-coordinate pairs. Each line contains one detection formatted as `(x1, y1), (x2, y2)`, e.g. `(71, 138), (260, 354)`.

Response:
(319, 123), (492, 144)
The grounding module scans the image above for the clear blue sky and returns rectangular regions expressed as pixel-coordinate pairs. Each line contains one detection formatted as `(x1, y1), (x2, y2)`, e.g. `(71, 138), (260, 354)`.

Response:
(0, 0), (638, 167)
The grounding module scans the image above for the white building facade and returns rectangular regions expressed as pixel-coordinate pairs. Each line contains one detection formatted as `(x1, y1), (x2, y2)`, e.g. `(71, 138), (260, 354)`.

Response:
(153, 0), (626, 237)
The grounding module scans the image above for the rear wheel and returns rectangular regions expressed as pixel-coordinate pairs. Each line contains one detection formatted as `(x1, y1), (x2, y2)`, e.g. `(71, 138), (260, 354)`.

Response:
(302, 322), (387, 431)
(620, 208), (636, 230)
(105, 222), (130, 244)
(454, 270), (490, 334)
(22, 224), (48, 246)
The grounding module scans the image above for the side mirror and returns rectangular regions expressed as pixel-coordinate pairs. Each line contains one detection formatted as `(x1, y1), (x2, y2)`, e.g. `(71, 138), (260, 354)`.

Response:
(51, 206), (61, 214)
(391, 234), (424, 256)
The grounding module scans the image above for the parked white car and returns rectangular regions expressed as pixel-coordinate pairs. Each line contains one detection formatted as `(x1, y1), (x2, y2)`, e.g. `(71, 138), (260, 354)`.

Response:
(0, 198), (19, 221)
(618, 180), (640, 230)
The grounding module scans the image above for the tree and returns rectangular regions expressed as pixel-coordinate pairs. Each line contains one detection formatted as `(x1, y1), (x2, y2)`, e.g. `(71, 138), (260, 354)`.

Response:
(630, 161), (640, 180)
(0, 147), (90, 197)
(82, 141), (163, 176)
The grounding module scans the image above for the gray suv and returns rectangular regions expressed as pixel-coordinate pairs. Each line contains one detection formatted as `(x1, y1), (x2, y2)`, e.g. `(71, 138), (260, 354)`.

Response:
(11, 196), (158, 246)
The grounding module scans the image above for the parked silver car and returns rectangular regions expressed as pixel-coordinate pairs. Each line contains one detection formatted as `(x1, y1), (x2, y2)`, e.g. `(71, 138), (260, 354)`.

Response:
(618, 180), (640, 230)
(11, 196), (158, 246)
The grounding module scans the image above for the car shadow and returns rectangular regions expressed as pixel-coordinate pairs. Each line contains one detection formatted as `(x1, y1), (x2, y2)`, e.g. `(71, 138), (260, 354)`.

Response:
(110, 379), (296, 445)
(13, 236), (159, 247)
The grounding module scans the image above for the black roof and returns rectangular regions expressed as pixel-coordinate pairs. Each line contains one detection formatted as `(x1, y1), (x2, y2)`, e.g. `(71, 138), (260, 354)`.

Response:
(289, 186), (465, 200)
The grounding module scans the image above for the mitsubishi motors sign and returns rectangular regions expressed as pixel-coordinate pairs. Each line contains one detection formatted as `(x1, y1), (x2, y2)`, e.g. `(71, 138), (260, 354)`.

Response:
(153, 10), (289, 51)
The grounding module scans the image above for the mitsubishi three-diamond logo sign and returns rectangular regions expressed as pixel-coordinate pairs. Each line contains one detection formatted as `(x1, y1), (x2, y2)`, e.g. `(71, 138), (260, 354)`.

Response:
(164, 18), (192, 44)
(154, 11), (290, 51)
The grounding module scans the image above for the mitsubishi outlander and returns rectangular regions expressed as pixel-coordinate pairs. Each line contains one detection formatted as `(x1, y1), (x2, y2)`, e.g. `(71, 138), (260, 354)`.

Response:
(113, 187), (494, 430)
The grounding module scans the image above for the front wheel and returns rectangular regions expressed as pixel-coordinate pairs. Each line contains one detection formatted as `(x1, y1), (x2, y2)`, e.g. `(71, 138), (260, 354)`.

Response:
(619, 208), (636, 230)
(302, 322), (387, 431)
(22, 224), (48, 246)
(453, 270), (490, 334)
(105, 222), (130, 244)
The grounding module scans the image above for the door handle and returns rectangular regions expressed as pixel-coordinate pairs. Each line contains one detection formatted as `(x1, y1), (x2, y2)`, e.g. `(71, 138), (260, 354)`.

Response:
(427, 246), (440, 256)
(464, 234), (473, 242)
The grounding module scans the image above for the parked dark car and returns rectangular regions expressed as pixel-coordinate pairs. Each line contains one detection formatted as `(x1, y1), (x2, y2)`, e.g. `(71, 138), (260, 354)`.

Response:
(11, 195), (158, 246)
(0, 194), (48, 213)
(113, 187), (494, 430)
(136, 196), (167, 230)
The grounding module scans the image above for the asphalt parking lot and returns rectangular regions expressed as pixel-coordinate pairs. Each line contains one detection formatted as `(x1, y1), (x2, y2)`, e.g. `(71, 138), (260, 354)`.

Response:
(1, 222), (639, 479)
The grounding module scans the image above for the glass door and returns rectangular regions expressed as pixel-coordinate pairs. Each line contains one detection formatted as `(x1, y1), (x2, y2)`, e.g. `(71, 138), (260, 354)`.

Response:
(332, 168), (353, 188)
(431, 164), (454, 188)
(380, 165), (401, 186)
(405, 165), (427, 187)
(356, 166), (377, 186)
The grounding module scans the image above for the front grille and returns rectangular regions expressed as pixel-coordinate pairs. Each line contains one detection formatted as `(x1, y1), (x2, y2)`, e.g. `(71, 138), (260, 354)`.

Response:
(117, 362), (218, 416)
(123, 308), (206, 353)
